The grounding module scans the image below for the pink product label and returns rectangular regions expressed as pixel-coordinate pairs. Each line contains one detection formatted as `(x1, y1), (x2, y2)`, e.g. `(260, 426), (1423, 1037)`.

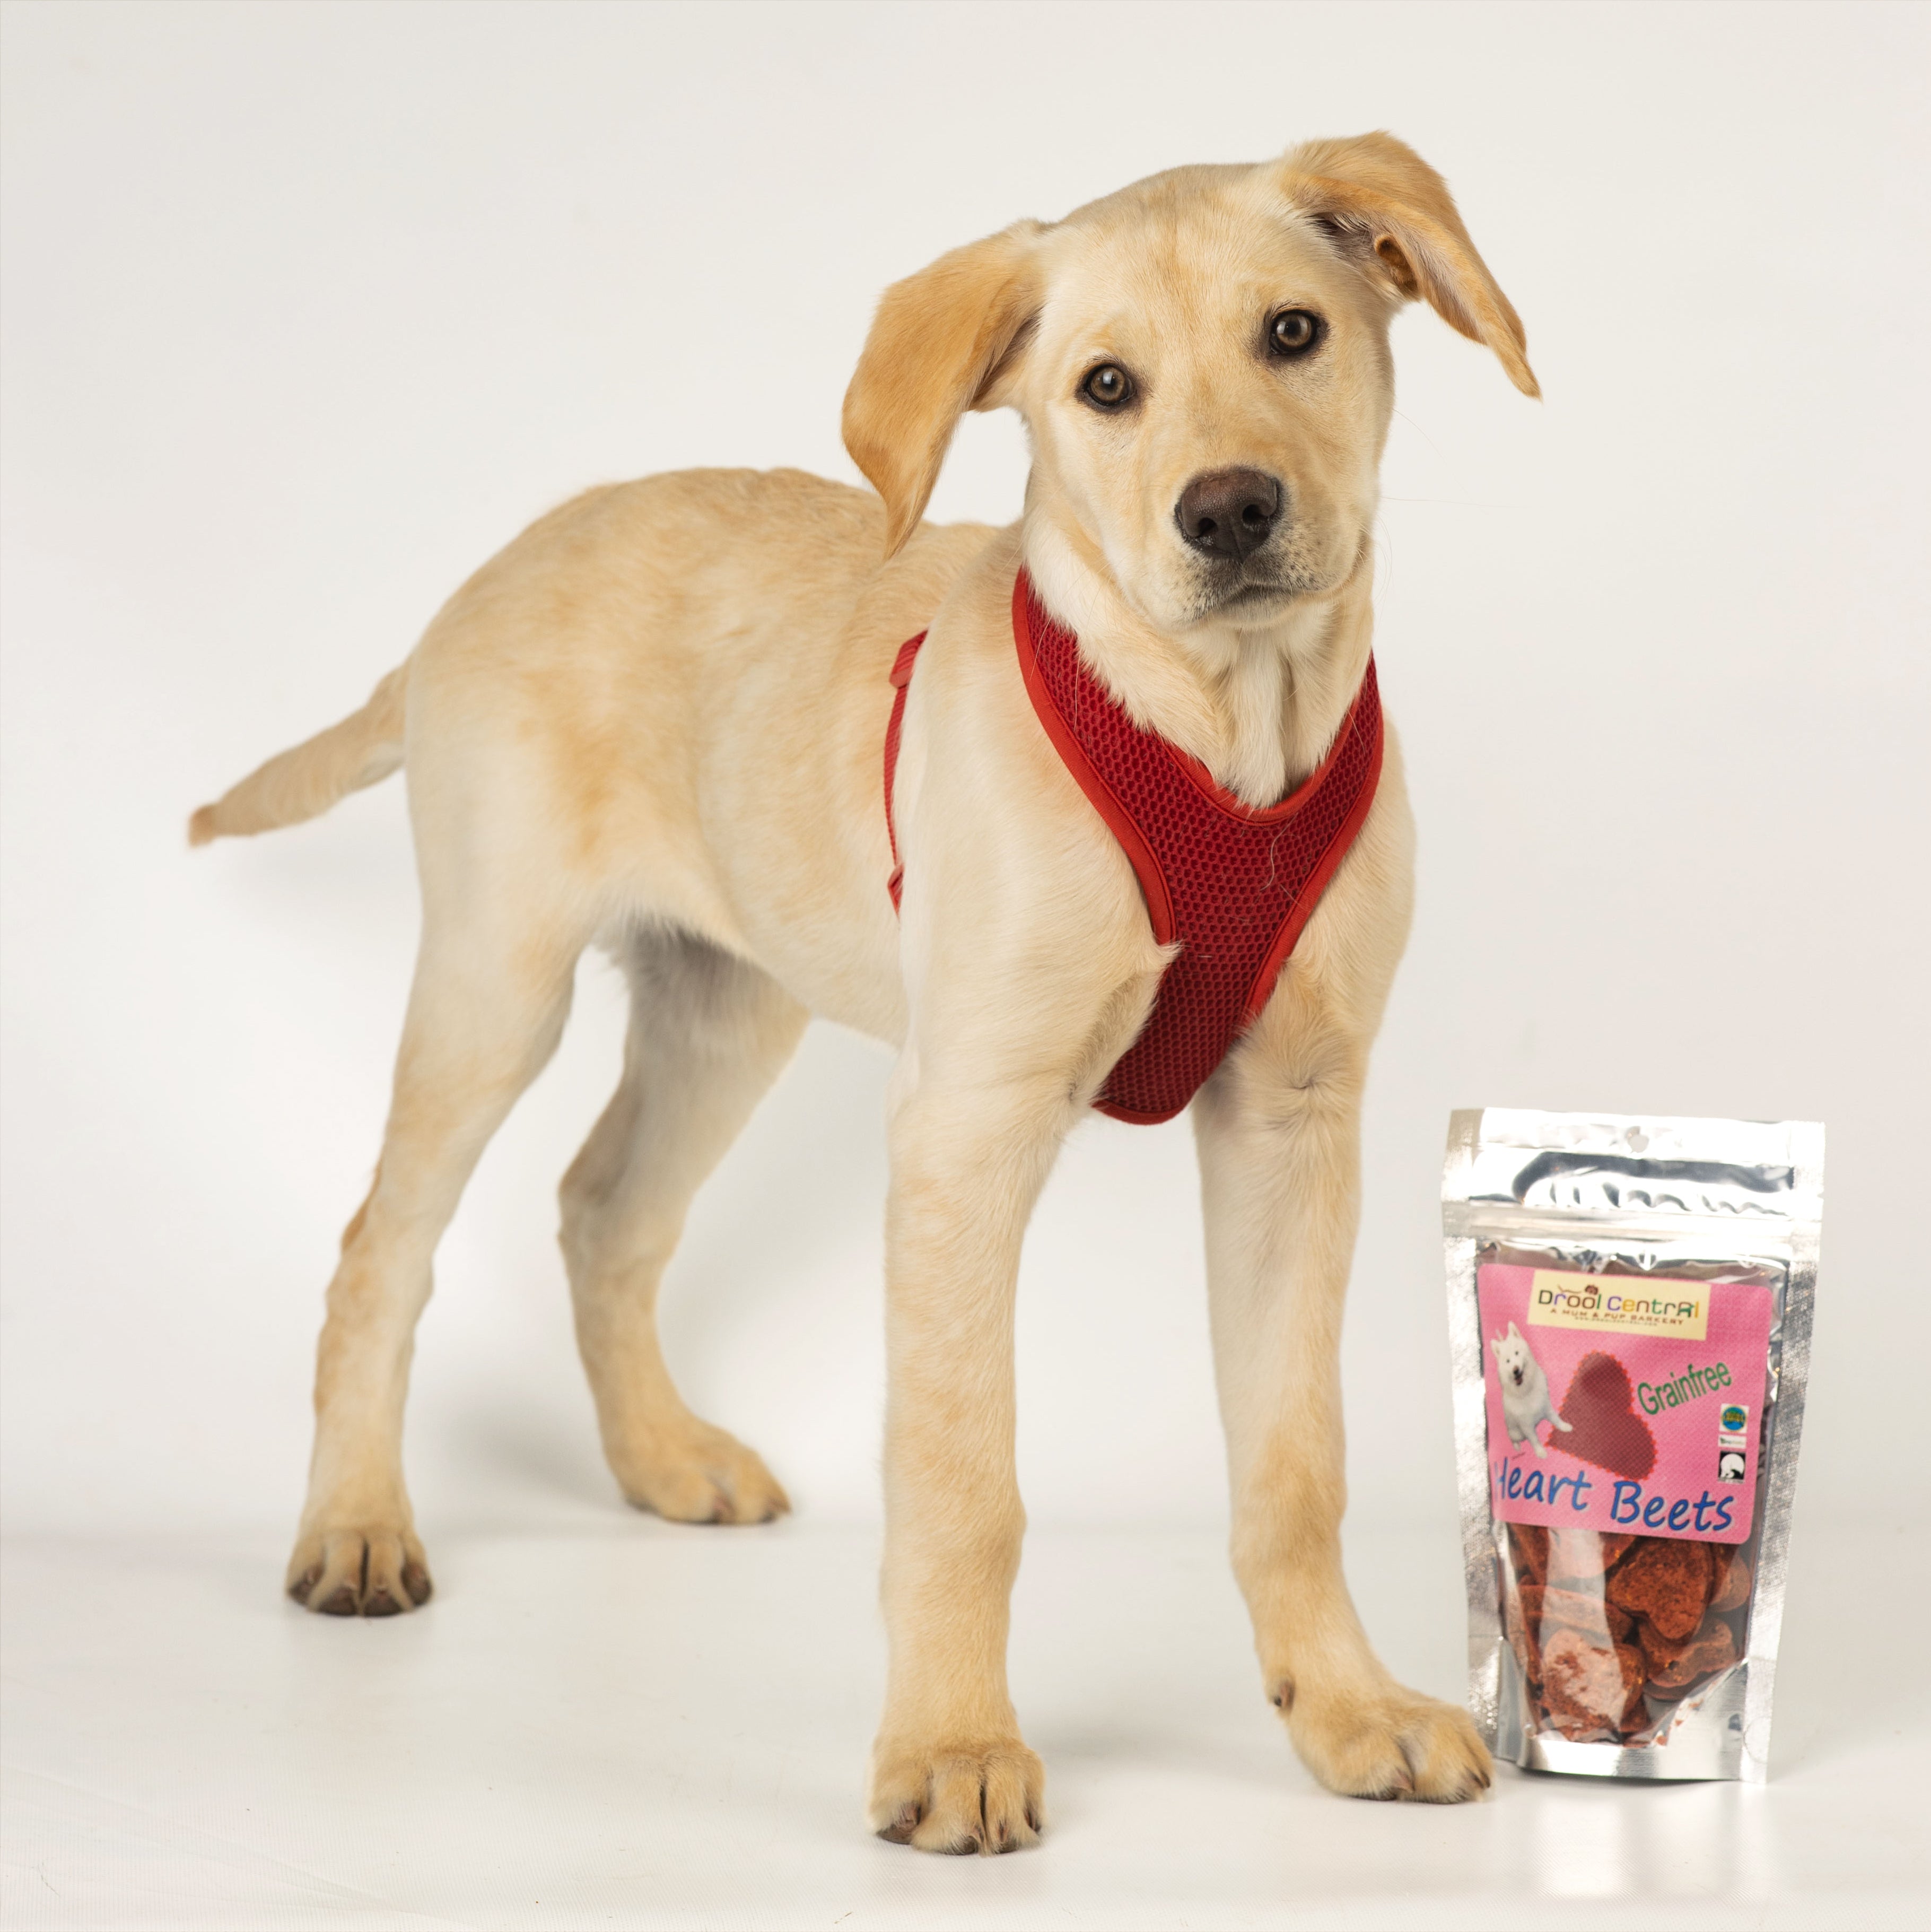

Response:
(1478, 1264), (1771, 1545)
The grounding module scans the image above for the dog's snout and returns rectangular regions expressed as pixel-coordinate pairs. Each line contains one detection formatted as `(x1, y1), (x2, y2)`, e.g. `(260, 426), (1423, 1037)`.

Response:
(1175, 469), (1282, 561)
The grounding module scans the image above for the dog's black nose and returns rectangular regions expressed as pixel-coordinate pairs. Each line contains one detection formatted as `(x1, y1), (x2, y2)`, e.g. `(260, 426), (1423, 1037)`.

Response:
(1175, 468), (1282, 560)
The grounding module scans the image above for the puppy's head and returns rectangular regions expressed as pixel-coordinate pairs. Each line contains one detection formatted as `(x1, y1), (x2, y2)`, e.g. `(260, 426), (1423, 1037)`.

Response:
(844, 133), (1535, 634)
(1491, 1321), (1535, 1389)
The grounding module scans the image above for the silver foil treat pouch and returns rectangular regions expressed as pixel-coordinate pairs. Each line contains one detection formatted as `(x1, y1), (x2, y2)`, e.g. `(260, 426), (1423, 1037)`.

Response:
(1442, 1109), (1823, 1781)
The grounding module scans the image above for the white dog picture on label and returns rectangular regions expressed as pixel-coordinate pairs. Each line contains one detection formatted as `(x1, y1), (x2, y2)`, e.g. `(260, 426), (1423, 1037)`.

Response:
(1491, 1321), (1571, 1458)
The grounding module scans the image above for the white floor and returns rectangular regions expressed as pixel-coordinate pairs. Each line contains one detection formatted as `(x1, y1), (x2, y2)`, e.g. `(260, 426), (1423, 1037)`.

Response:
(2, 1516), (1924, 1931)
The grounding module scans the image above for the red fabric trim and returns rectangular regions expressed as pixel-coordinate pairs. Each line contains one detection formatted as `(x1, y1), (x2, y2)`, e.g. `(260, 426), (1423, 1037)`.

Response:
(882, 631), (927, 911)
(1094, 1096), (1186, 1125)
(1010, 576), (1176, 945)
(1163, 675), (1367, 826)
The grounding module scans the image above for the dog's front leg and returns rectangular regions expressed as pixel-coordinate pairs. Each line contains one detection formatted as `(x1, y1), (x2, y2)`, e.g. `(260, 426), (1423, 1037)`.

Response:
(867, 1074), (1070, 1853)
(1195, 1020), (1490, 1803)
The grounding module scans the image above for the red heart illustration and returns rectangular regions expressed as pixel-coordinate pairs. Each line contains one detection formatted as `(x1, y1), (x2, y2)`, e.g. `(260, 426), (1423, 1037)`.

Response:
(1558, 1350), (1657, 1481)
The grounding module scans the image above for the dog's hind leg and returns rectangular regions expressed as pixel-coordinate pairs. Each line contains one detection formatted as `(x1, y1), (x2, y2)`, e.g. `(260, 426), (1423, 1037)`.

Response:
(559, 931), (806, 1525)
(287, 896), (587, 1616)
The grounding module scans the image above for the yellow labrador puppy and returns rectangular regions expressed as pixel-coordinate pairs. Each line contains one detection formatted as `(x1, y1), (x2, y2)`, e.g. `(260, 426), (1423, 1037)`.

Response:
(193, 132), (1536, 1851)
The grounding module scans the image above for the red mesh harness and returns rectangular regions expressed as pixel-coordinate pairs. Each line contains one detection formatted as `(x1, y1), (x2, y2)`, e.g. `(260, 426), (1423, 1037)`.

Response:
(884, 568), (1383, 1124)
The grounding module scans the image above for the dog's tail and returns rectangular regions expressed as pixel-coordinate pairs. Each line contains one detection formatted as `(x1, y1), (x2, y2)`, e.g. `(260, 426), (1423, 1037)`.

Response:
(188, 662), (409, 847)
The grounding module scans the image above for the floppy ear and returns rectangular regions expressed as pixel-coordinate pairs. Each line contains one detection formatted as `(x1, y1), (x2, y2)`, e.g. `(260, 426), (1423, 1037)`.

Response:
(1278, 132), (1538, 397)
(842, 221), (1045, 556)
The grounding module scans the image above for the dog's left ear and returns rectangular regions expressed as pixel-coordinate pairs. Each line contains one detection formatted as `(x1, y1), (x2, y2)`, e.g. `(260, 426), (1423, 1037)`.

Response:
(843, 221), (1046, 558)
(1274, 132), (1539, 398)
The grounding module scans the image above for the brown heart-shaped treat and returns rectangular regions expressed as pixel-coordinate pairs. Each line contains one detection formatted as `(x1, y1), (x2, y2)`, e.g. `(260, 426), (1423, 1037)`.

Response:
(1608, 1536), (1712, 1640)
(1558, 1351), (1658, 1481)
(1642, 1612), (1740, 1691)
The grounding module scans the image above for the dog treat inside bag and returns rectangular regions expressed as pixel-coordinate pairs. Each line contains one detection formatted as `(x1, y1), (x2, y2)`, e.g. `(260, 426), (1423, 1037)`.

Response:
(1443, 1110), (1822, 1781)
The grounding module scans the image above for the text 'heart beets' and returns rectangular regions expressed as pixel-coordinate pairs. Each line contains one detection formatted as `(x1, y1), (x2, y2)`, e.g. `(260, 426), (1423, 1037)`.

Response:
(1558, 1351), (1657, 1481)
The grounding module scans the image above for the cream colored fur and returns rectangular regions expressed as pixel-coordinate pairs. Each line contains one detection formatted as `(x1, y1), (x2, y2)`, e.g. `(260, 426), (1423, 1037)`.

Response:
(192, 133), (1536, 1851)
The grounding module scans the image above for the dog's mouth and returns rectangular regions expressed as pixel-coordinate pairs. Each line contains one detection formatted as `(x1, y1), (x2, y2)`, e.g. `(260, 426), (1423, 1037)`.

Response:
(1219, 580), (1292, 609)
(1510, 1367), (1524, 1386)
(1185, 576), (1297, 624)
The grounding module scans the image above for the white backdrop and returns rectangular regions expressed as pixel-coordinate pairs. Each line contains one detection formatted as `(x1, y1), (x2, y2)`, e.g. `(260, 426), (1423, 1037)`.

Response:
(4, 0), (1926, 1557)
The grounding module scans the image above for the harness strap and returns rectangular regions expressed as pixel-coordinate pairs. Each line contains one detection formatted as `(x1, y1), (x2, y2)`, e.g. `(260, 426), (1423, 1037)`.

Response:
(882, 630), (927, 911)
(879, 580), (1381, 1126)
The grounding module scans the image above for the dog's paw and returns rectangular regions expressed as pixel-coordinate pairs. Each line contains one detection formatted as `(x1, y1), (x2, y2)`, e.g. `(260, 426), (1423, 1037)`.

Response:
(614, 1421), (790, 1526)
(1283, 1682), (1490, 1803)
(286, 1525), (432, 1617)
(868, 1736), (1044, 1853)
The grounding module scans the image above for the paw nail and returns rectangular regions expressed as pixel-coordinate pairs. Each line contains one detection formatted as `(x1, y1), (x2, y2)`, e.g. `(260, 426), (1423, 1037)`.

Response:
(363, 1589), (403, 1618)
(401, 1562), (433, 1605)
(877, 1804), (921, 1844)
(316, 1583), (360, 1616)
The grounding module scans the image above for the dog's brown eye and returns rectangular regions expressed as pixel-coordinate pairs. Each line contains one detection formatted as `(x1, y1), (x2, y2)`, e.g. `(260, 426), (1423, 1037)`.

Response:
(1268, 309), (1323, 358)
(1081, 363), (1133, 409)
